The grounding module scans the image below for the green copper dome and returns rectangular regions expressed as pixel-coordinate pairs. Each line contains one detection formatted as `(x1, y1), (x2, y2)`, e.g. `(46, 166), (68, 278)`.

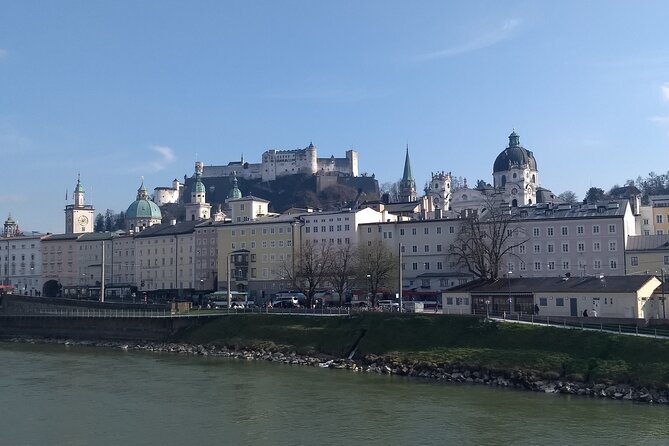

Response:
(228, 174), (242, 199)
(126, 180), (162, 219)
(74, 174), (84, 193)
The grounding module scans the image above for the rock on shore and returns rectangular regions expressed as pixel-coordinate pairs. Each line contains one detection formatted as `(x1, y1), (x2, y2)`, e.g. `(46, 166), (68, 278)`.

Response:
(8, 336), (669, 405)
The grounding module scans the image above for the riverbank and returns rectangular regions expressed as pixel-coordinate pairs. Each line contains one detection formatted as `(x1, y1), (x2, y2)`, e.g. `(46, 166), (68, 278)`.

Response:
(5, 335), (669, 405)
(5, 312), (669, 405)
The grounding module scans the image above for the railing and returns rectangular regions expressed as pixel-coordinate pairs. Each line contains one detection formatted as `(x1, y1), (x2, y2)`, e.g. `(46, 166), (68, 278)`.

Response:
(492, 312), (669, 338)
(2, 306), (352, 318)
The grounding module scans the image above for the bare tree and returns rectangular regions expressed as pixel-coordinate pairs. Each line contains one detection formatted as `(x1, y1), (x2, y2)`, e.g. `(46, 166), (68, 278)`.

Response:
(327, 243), (356, 306)
(449, 199), (528, 281)
(558, 190), (578, 204)
(278, 240), (333, 308)
(355, 240), (397, 307)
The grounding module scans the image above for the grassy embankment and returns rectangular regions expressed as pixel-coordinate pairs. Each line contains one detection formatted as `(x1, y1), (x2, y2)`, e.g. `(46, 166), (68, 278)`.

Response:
(179, 313), (669, 388)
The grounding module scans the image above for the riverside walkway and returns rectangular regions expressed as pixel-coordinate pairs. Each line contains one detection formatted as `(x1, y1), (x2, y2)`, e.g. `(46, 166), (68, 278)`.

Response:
(490, 313), (669, 339)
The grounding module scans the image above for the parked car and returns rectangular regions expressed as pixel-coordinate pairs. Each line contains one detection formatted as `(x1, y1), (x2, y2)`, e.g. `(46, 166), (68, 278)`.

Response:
(272, 300), (299, 308)
(272, 296), (300, 306)
(378, 300), (400, 311)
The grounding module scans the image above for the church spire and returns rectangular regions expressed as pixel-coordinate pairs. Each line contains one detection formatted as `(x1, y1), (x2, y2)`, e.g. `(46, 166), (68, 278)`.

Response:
(402, 145), (414, 182)
(399, 145), (417, 202)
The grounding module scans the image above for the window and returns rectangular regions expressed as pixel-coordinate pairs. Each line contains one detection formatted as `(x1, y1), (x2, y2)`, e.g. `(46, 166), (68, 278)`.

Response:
(534, 244), (541, 253)
(533, 228), (540, 237)
(449, 226), (455, 234)
(424, 262), (430, 270)
(367, 227), (372, 233)
(539, 298), (547, 306)
(519, 245), (526, 254)
(547, 243), (554, 253)
(412, 262), (418, 270)
(437, 262), (443, 270)
(424, 228), (429, 235)
(631, 256), (639, 266)
(609, 241), (616, 251)
(593, 225), (600, 234)
(400, 229), (405, 236)
(412, 228), (417, 235)
(534, 262), (542, 271)
(608, 224), (616, 233)
(412, 245), (417, 253)
(594, 260), (601, 269)
(421, 279), (430, 287)
(577, 225), (584, 235)
(593, 242), (601, 252)
(610, 260), (617, 269)
(547, 227), (554, 236)
(657, 215), (664, 224)
(664, 255), (669, 265)
(519, 261), (526, 271)
(577, 243), (585, 252)
(424, 245), (429, 253)
(561, 226), (568, 236)
(562, 243), (569, 253)
(643, 218), (649, 225)
(556, 298), (564, 307)
(436, 227), (442, 234)
(436, 244), (442, 252)
(562, 260), (570, 270)
(547, 261), (555, 270)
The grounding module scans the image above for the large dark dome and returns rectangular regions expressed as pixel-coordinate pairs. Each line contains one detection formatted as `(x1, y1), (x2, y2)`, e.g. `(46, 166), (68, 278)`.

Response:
(493, 131), (537, 173)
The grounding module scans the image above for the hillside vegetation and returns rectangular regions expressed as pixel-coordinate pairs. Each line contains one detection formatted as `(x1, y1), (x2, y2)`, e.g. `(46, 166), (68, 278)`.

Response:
(179, 313), (669, 388)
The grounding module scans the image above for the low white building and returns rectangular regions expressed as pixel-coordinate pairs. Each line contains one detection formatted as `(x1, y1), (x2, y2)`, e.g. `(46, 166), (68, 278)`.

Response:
(442, 275), (662, 320)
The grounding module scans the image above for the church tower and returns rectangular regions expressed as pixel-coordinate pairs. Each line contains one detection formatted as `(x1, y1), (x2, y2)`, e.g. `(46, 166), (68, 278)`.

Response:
(398, 146), (417, 202)
(65, 174), (94, 234)
(185, 162), (212, 221)
(426, 171), (452, 212)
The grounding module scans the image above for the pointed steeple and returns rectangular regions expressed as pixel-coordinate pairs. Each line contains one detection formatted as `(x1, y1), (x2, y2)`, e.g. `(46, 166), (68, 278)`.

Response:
(398, 145), (417, 202)
(136, 177), (149, 200)
(402, 145), (414, 182)
(74, 173), (84, 193)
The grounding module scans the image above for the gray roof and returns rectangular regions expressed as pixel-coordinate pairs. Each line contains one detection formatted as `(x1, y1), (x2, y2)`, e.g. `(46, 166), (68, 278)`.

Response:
(446, 275), (658, 294)
(42, 233), (82, 241)
(626, 234), (669, 252)
(134, 220), (199, 238)
(507, 199), (628, 222)
(78, 231), (125, 241)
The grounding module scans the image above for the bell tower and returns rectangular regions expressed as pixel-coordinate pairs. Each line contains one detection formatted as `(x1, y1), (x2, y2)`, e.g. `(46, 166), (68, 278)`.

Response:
(65, 174), (95, 234)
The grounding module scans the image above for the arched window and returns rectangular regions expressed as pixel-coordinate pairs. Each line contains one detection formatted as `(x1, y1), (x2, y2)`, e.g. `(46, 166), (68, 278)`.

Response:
(501, 175), (506, 187)
(531, 174), (536, 183)
(512, 199), (518, 207)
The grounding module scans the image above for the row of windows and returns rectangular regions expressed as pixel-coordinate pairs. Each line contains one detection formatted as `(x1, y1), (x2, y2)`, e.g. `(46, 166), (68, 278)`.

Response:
(519, 241), (615, 254)
(530, 224), (615, 237)
(400, 244), (444, 253)
(630, 255), (669, 266)
(231, 240), (293, 250)
(401, 261), (446, 271)
(0, 244), (37, 250)
(305, 225), (351, 233)
(304, 217), (350, 223)
(231, 227), (293, 236)
(508, 259), (619, 271)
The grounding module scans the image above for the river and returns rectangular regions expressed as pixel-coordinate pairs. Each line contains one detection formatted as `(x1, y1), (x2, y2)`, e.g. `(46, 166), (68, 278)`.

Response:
(1, 342), (667, 446)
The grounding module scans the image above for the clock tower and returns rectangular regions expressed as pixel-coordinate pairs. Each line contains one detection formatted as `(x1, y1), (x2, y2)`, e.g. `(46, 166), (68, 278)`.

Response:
(65, 174), (95, 234)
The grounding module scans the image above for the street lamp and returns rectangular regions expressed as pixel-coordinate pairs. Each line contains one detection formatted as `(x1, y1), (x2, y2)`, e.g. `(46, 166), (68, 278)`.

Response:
(507, 271), (512, 314)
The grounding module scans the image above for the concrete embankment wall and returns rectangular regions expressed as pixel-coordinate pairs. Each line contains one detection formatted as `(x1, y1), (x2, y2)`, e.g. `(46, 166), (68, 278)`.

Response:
(0, 295), (217, 342)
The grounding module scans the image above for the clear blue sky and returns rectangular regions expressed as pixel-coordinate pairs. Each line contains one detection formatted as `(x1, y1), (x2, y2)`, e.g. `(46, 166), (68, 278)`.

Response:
(2, 1), (669, 233)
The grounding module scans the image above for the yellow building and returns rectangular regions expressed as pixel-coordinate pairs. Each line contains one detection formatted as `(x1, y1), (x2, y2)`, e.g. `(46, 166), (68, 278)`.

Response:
(650, 195), (669, 235)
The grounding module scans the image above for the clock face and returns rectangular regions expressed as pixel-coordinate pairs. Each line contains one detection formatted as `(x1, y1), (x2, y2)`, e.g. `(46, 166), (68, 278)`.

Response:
(78, 215), (89, 225)
(433, 197), (440, 205)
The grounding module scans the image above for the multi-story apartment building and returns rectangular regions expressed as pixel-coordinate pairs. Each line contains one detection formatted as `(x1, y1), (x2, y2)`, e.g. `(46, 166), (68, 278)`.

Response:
(134, 221), (198, 298)
(358, 218), (471, 294)
(216, 207), (391, 302)
(625, 234), (669, 276)
(217, 214), (302, 301)
(41, 233), (81, 296)
(649, 195), (669, 235)
(507, 200), (636, 277)
(194, 220), (219, 294)
(1, 215), (44, 295)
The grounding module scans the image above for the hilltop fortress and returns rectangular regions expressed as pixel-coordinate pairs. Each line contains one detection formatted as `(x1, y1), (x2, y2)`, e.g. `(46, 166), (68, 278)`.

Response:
(201, 142), (358, 182)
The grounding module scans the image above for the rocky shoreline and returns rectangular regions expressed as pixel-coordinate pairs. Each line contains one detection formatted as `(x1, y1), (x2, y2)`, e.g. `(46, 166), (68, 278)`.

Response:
(7, 336), (669, 406)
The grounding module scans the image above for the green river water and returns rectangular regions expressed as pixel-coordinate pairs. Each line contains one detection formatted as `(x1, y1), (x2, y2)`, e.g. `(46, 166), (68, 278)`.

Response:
(0, 342), (667, 446)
